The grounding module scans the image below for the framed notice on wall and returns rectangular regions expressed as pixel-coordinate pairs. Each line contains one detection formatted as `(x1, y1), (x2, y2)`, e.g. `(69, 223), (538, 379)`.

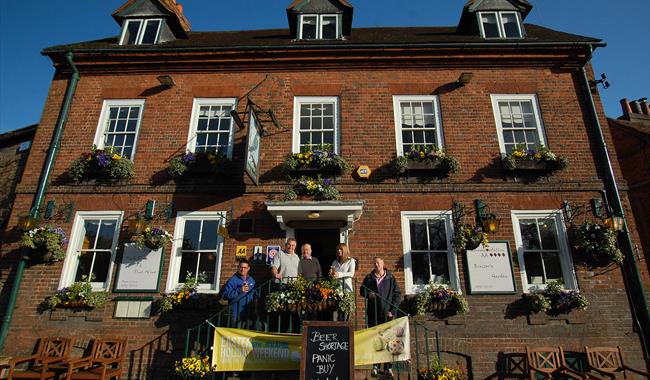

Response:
(465, 241), (516, 294)
(114, 243), (164, 293)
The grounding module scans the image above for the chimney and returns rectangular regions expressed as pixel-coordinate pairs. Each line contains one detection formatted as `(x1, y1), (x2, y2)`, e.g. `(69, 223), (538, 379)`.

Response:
(640, 99), (650, 115)
(177, 3), (183, 13)
(620, 98), (632, 117)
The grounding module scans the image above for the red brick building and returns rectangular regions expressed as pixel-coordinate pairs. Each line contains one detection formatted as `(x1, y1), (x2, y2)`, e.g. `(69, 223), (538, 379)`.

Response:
(1, 0), (649, 378)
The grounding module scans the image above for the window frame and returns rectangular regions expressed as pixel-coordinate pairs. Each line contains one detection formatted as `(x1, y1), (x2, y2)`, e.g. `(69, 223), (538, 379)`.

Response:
(401, 211), (460, 295)
(392, 95), (444, 156)
(93, 99), (145, 160)
(490, 94), (547, 154)
(292, 96), (340, 154)
(119, 18), (163, 45)
(298, 14), (341, 40)
(511, 210), (578, 292)
(58, 211), (123, 291)
(477, 11), (523, 39)
(186, 98), (238, 158)
(166, 211), (226, 294)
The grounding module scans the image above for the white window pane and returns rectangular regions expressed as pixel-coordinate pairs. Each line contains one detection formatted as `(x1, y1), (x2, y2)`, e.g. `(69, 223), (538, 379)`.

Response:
(179, 253), (198, 282)
(96, 221), (117, 249)
(322, 116), (334, 130)
(124, 20), (142, 44)
(542, 252), (564, 282)
(183, 221), (201, 250)
(430, 253), (449, 283)
(199, 106), (210, 117)
(322, 103), (334, 116)
(200, 220), (220, 250)
(141, 20), (160, 44)
(92, 252), (112, 282)
(539, 219), (558, 250)
(524, 252), (544, 284)
(521, 101), (533, 114)
(481, 13), (500, 37)
(411, 252), (431, 286)
(424, 115), (436, 128)
(410, 220), (428, 250)
(198, 252), (217, 284)
(321, 16), (337, 39)
(514, 130), (526, 143)
(423, 102), (434, 114)
(523, 114), (537, 128)
(427, 220), (447, 250)
(519, 219), (541, 250)
(401, 103), (412, 115)
(502, 13), (521, 38)
(312, 117), (322, 130)
(300, 117), (310, 130)
(301, 17), (317, 39)
(75, 251), (94, 281)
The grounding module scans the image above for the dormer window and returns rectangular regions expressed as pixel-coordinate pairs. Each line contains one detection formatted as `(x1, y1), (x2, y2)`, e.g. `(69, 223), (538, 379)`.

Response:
(120, 18), (163, 45)
(299, 14), (340, 40)
(479, 11), (522, 38)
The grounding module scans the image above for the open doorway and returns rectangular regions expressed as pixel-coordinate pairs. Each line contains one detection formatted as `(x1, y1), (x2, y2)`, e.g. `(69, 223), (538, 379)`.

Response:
(295, 228), (340, 273)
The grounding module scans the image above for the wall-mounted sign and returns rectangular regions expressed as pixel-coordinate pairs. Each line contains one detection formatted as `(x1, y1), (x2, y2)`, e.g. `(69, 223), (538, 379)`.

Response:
(301, 321), (353, 380)
(465, 241), (516, 294)
(356, 165), (371, 179)
(114, 243), (164, 293)
(266, 245), (281, 266)
(236, 245), (247, 259)
(253, 246), (264, 262)
(245, 110), (261, 185)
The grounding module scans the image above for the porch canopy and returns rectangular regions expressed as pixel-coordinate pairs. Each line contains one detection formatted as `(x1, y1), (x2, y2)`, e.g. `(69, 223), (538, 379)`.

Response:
(265, 200), (364, 230)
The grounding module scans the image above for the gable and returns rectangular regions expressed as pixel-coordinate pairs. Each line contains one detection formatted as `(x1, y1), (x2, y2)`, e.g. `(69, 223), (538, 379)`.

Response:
(293, 0), (347, 13)
(113, 0), (191, 33)
(286, 0), (354, 37)
(114, 0), (168, 18)
(465, 0), (532, 17)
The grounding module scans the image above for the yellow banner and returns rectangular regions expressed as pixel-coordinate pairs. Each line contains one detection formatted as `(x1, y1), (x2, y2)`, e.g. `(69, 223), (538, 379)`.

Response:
(212, 317), (410, 371)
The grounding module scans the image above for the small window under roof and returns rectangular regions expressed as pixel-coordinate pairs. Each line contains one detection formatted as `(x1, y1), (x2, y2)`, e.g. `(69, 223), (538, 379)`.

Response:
(299, 14), (340, 40)
(120, 18), (163, 45)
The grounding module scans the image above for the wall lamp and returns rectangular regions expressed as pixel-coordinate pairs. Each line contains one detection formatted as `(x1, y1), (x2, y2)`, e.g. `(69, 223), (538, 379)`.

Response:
(475, 199), (500, 234)
(128, 213), (148, 235)
(17, 214), (39, 231)
(603, 215), (625, 232)
(156, 75), (176, 87)
(307, 211), (321, 219)
(457, 72), (474, 86)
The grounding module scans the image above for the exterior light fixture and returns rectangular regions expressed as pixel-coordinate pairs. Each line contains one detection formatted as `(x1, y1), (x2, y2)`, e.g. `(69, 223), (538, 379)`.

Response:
(17, 214), (38, 231)
(481, 214), (500, 234)
(457, 72), (474, 86)
(217, 224), (230, 238)
(156, 75), (176, 87)
(307, 211), (321, 219)
(603, 215), (624, 232)
(129, 214), (148, 235)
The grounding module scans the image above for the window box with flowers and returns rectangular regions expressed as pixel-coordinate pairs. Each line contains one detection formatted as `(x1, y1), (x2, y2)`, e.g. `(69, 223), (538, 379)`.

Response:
(173, 354), (214, 379)
(413, 283), (469, 316)
(283, 176), (340, 201)
(574, 220), (624, 266)
(168, 151), (230, 179)
(265, 277), (355, 317)
(454, 224), (488, 252)
(133, 226), (173, 251)
(68, 146), (135, 183)
(20, 225), (67, 263)
(283, 147), (350, 177)
(46, 275), (108, 310)
(390, 146), (459, 176)
(524, 280), (588, 315)
(158, 273), (219, 313)
(500, 144), (567, 175)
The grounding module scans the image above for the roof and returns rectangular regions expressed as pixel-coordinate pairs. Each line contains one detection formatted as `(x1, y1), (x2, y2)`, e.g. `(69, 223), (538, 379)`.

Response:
(112, 0), (191, 32)
(464, 0), (532, 17)
(286, 0), (353, 11)
(0, 124), (37, 147)
(42, 24), (602, 54)
(608, 117), (650, 138)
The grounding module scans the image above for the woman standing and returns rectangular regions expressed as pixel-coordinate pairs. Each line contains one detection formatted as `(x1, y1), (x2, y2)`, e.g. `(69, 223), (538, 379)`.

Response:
(329, 243), (356, 292)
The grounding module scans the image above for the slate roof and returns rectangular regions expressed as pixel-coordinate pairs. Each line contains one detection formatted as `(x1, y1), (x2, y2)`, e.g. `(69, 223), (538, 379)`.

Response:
(112, 0), (191, 32)
(42, 24), (602, 54)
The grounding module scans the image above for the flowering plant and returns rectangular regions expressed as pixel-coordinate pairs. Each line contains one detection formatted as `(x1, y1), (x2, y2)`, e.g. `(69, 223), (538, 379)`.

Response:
(133, 226), (173, 250)
(283, 176), (340, 201)
(174, 355), (214, 379)
(265, 277), (355, 315)
(68, 145), (134, 182)
(391, 145), (459, 175)
(525, 280), (588, 314)
(414, 283), (469, 316)
(574, 220), (624, 265)
(501, 144), (568, 172)
(159, 272), (205, 313)
(418, 360), (464, 380)
(20, 225), (68, 263)
(283, 146), (350, 174)
(168, 151), (228, 177)
(454, 224), (488, 253)
(46, 275), (108, 309)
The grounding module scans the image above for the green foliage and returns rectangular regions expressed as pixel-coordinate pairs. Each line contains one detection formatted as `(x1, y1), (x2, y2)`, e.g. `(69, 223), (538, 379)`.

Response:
(159, 272), (205, 313)
(265, 276), (355, 315)
(283, 145), (350, 173)
(453, 224), (488, 254)
(390, 146), (460, 175)
(418, 360), (464, 380)
(413, 283), (469, 316)
(167, 151), (228, 178)
(46, 275), (108, 309)
(525, 280), (588, 314)
(575, 220), (624, 265)
(286, 176), (340, 200)
(501, 144), (567, 173)
(20, 225), (67, 263)
(174, 355), (214, 379)
(68, 146), (134, 182)
(133, 226), (173, 250)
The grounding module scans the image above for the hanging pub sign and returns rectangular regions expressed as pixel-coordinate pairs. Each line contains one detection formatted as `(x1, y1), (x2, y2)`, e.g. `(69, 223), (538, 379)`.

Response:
(301, 321), (354, 380)
(114, 243), (164, 293)
(245, 109), (261, 185)
(465, 241), (516, 294)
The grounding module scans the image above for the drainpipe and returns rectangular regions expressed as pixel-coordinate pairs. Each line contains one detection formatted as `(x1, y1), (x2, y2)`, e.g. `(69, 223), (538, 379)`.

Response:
(0, 52), (79, 351)
(578, 49), (650, 358)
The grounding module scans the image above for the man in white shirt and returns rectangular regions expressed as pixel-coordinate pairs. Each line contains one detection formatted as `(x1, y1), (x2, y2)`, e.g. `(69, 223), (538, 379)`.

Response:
(271, 238), (300, 283)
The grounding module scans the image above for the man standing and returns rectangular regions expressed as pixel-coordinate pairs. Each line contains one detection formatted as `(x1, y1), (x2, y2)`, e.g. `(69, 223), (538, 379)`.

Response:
(298, 243), (322, 281)
(271, 238), (300, 283)
(360, 257), (402, 377)
(222, 259), (256, 325)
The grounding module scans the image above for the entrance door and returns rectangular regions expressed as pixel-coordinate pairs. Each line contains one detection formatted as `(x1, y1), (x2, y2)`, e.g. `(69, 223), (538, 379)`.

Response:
(295, 228), (340, 274)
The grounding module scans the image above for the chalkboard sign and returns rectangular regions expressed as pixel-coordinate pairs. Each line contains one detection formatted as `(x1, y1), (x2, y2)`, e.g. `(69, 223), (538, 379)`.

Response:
(301, 321), (354, 380)
(114, 243), (164, 293)
(465, 241), (516, 294)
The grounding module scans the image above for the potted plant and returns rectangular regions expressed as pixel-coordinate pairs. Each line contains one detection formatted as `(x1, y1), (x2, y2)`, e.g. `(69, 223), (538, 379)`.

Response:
(414, 283), (469, 316)
(168, 151), (229, 178)
(574, 220), (624, 266)
(454, 224), (488, 252)
(283, 146), (350, 176)
(264, 277), (355, 316)
(524, 280), (588, 314)
(418, 360), (464, 380)
(283, 176), (340, 201)
(46, 275), (108, 309)
(20, 225), (67, 263)
(68, 145), (134, 182)
(174, 355), (214, 379)
(390, 145), (459, 176)
(159, 272), (205, 313)
(500, 144), (567, 174)
(133, 226), (173, 250)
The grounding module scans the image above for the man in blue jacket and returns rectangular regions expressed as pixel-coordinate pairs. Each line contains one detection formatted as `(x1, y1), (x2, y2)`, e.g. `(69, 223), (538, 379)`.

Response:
(222, 259), (256, 325)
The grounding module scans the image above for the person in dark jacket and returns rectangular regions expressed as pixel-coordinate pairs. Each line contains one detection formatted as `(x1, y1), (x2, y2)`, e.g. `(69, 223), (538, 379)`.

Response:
(297, 243), (322, 281)
(360, 257), (402, 377)
(222, 259), (256, 325)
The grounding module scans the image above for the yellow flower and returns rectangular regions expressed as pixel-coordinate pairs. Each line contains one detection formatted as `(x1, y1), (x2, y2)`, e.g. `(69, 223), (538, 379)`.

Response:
(534, 153), (542, 160)
(112, 153), (121, 160)
(297, 153), (303, 159)
(420, 151), (425, 158)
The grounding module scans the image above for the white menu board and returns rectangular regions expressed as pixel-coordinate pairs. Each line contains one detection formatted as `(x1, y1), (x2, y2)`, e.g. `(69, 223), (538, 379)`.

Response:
(114, 243), (163, 292)
(465, 241), (516, 294)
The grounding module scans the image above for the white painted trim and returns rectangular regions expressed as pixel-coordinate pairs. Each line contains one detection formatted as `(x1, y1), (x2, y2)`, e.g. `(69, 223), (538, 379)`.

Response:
(499, 11), (523, 38)
(166, 211), (226, 293)
(186, 98), (238, 158)
(292, 96), (340, 154)
(392, 95), (444, 156)
(400, 211), (459, 295)
(510, 210), (578, 292)
(478, 11), (523, 39)
(298, 14), (340, 39)
(59, 211), (123, 291)
(119, 18), (164, 45)
(93, 99), (145, 160)
(490, 94), (547, 154)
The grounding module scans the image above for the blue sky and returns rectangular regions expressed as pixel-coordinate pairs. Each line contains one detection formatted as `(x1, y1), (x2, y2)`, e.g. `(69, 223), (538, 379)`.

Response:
(1, 0), (648, 134)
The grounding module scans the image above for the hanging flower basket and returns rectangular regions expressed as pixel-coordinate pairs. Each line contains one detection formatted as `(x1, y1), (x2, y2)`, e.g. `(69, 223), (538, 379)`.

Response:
(573, 220), (624, 266)
(454, 224), (488, 253)
(133, 226), (173, 250)
(20, 226), (68, 263)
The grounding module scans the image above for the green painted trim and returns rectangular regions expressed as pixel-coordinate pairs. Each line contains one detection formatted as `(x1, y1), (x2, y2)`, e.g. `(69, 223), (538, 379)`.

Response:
(113, 296), (155, 301)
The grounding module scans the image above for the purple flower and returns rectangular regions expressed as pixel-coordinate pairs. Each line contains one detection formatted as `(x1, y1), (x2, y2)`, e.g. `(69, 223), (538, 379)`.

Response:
(96, 152), (110, 168)
(322, 178), (333, 186)
(182, 152), (196, 164)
